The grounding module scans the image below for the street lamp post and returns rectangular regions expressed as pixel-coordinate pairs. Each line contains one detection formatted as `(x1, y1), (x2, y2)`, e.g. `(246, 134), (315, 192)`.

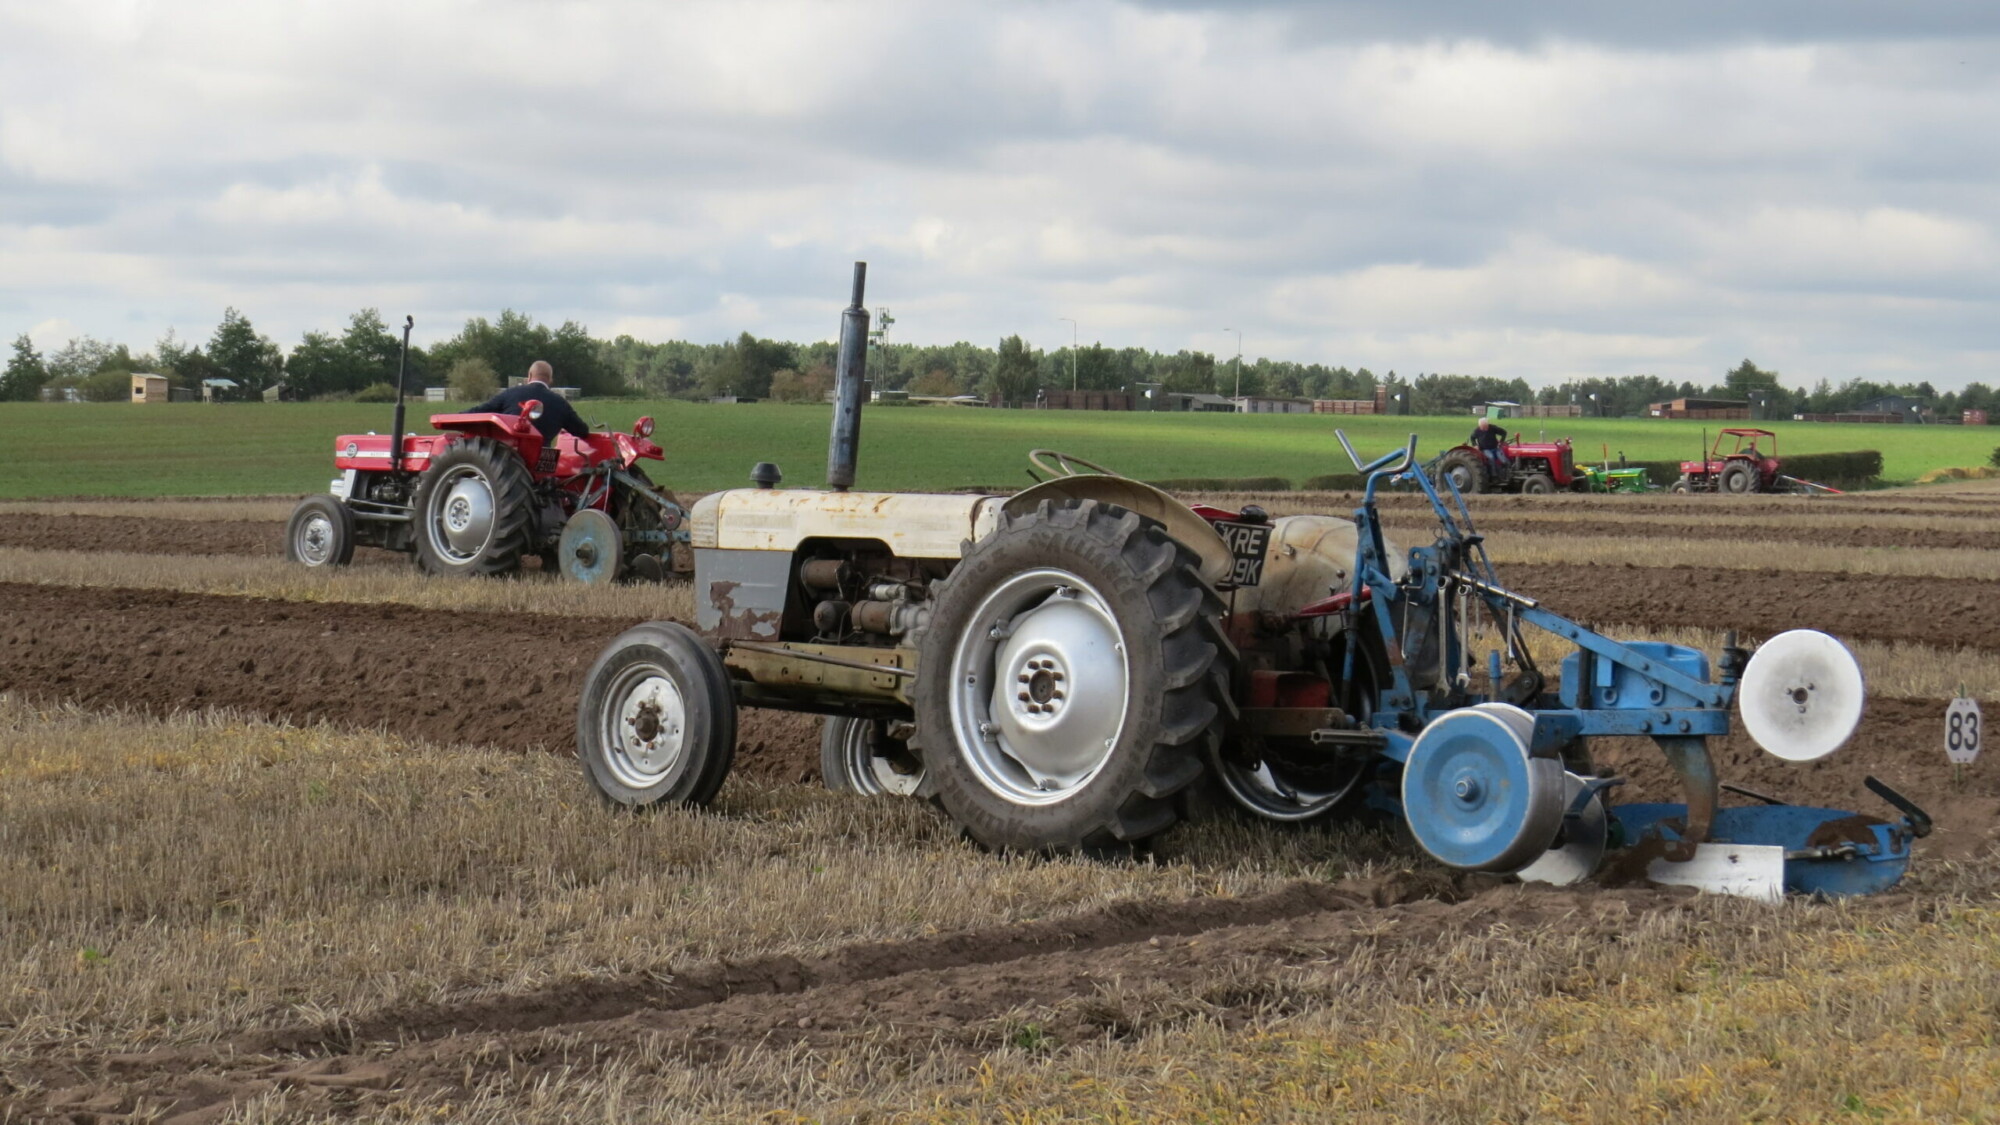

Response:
(1058, 317), (1078, 391)
(1223, 327), (1242, 398)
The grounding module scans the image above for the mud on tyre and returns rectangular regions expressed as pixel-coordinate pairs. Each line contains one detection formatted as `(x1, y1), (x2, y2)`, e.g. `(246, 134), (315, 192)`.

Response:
(911, 498), (1232, 853)
(412, 436), (535, 577)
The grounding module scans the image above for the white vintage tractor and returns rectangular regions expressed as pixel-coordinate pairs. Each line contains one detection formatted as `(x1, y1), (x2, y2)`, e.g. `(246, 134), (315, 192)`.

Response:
(575, 266), (1927, 895)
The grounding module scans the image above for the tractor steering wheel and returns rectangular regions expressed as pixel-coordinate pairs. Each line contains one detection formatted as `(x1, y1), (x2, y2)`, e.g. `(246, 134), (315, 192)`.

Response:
(1027, 449), (1125, 479)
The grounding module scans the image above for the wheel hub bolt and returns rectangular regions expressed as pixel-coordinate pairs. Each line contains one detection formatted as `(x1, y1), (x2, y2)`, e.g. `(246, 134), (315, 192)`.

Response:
(1455, 777), (1481, 802)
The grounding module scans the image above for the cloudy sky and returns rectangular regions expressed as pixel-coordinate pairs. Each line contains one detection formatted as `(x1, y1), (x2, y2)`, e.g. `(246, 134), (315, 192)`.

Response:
(3, 1), (1998, 389)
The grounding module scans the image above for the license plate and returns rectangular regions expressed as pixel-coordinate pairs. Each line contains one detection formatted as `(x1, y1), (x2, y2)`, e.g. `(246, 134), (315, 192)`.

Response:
(1207, 519), (1271, 587)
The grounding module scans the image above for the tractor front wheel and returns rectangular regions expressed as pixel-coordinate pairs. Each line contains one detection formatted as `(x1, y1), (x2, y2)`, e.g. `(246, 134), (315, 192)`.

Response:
(284, 495), (355, 568)
(577, 621), (736, 808)
(911, 499), (1228, 853)
(1670, 477), (1693, 494)
(411, 437), (535, 577)
(1436, 450), (1487, 494)
(1519, 473), (1556, 495)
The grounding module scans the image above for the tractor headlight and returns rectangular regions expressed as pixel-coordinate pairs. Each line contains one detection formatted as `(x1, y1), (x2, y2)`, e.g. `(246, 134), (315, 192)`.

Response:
(635, 415), (655, 438)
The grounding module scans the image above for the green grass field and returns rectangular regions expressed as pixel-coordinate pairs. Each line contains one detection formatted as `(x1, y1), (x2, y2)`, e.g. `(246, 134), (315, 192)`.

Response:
(1, 400), (1994, 497)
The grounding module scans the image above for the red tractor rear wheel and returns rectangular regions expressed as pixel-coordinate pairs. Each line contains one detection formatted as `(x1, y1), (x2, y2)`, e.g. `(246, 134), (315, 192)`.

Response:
(1436, 449), (1487, 494)
(411, 437), (535, 577)
(1719, 461), (1756, 494)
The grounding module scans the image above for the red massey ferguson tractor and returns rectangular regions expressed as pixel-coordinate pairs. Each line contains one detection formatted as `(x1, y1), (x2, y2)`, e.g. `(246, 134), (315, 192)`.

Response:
(284, 345), (687, 582)
(1672, 428), (1786, 494)
(1431, 434), (1584, 495)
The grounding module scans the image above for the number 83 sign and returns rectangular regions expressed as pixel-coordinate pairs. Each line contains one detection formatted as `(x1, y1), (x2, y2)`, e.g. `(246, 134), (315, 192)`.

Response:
(1946, 697), (1982, 765)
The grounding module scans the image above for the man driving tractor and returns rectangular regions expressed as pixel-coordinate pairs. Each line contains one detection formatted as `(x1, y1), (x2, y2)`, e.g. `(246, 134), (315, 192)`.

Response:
(474, 361), (591, 443)
(1470, 415), (1509, 481)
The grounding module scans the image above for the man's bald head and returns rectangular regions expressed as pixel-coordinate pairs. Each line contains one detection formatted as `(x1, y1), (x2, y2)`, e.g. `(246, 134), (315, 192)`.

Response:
(527, 361), (553, 384)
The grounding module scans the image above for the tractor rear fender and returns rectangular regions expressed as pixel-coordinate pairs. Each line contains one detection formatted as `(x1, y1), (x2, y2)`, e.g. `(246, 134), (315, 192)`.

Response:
(1003, 476), (1234, 587)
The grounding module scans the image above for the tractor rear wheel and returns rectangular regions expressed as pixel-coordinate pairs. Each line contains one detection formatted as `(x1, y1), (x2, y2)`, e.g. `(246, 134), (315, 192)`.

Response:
(577, 621), (736, 808)
(821, 716), (923, 796)
(911, 498), (1229, 853)
(1436, 450), (1486, 494)
(412, 437), (535, 577)
(285, 495), (354, 568)
(1519, 472), (1556, 495)
(1719, 461), (1755, 494)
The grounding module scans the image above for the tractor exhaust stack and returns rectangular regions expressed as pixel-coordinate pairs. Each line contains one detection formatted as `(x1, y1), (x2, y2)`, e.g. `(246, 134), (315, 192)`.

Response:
(390, 315), (414, 473)
(827, 262), (870, 491)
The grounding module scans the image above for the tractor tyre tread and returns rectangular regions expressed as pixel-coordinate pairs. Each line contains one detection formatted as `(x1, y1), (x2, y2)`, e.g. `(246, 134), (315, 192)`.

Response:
(1719, 461), (1755, 495)
(1436, 449), (1487, 494)
(411, 436), (536, 578)
(576, 621), (736, 809)
(911, 498), (1228, 854)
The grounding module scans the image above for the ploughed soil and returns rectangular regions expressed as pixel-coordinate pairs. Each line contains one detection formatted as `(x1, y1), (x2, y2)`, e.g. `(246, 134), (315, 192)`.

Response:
(0, 513), (283, 557)
(1, 581), (1990, 854)
(0, 583), (822, 785)
(1384, 516), (2000, 552)
(1505, 564), (2000, 652)
(9, 875), (1679, 1123)
(15, 509), (1999, 560)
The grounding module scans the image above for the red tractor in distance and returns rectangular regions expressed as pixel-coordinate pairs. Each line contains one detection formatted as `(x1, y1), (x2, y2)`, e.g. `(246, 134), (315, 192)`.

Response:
(284, 319), (687, 582)
(1431, 434), (1585, 495)
(1673, 428), (1783, 494)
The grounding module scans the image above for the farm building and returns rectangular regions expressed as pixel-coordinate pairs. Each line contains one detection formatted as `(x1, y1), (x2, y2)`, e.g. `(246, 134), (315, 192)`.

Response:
(1037, 388), (1133, 410)
(1232, 396), (1313, 414)
(1854, 395), (1929, 423)
(1648, 396), (1749, 420)
(1967, 409), (1990, 425)
(200, 378), (239, 403)
(130, 373), (169, 403)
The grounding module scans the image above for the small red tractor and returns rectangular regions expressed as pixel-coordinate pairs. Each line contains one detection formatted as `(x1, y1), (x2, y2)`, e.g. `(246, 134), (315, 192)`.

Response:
(1672, 428), (1784, 494)
(284, 318), (687, 582)
(1431, 434), (1584, 494)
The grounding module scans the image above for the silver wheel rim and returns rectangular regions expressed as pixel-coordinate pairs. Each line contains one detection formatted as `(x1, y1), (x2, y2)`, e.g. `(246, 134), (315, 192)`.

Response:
(296, 513), (335, 566)
(842, 721), (922, 797)
(949, 568), (1129, 806)
(428, 465), (496, 563)
(601, 663), (688, 789)
(1446, 462), (1475, 491)
(1215, 648), (1374, 821)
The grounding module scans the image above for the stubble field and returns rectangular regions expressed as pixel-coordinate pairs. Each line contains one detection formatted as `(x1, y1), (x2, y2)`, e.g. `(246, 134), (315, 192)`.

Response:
(1, 480), (1998, 1122)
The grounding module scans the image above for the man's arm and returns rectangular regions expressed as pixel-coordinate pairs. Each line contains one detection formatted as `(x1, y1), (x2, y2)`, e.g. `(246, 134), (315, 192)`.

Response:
(550, 394), (591, 439)
(473, 387), (511, 414)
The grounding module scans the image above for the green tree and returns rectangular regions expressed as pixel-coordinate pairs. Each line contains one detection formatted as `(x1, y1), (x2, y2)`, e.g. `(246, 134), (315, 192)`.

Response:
(207, 308), (284, 398)
(284, 331), (352, 399)
(908, 369), (962, 397)
(989, 335), (1039, 405)
(1, 334), (49, 401)
(75, 369), (135, 402)
(447, 357), (499, 402)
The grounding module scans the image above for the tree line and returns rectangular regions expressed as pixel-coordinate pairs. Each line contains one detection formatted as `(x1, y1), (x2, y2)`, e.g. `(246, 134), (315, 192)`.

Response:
(4, 310), (1993, 422)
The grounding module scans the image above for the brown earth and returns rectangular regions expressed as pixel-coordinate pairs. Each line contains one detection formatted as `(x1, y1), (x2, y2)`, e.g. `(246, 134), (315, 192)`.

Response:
(0, 580), (1988, 855)
(1504, 563), (2000, 652)
(0, 513), (281, 556)
(10, 873), (1676, 1123)
(1385, 516), (2000, 552)
(0, 582), (823, 785)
